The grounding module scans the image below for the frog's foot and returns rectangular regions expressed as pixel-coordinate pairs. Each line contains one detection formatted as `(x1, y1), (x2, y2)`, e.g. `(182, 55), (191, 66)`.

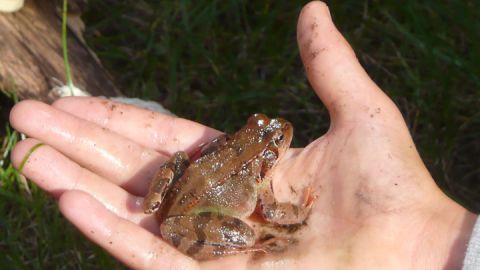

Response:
(258, 185), (314, 225)
(257, 235), (298, 253)
(143, 151), (189, 214)
(160, 213), (261, 260)
(302, 185), (317, 208)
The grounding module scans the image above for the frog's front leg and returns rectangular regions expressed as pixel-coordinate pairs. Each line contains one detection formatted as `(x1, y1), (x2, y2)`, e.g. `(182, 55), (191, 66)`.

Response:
(258, 181), (314, 225)
(143, 151), (189, 214)
(160, 213), (262, 260)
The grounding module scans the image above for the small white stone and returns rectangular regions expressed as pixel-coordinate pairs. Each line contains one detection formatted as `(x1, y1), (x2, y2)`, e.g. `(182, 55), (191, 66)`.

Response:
(50, 84), (90, 98)
(0, 0), (24, 13)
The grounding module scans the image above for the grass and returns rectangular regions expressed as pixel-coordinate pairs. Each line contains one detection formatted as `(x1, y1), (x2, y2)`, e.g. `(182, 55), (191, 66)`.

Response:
(1, 0), (479, 268)
(0, 92), (123, 269)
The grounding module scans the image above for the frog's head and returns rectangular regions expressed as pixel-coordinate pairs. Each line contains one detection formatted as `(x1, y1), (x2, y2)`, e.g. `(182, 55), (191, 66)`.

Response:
(268, 117), (293, 157)
(248, 113), (293, 157)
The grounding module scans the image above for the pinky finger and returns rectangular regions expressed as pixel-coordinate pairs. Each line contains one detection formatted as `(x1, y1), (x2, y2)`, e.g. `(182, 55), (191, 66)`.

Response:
(59, 190), (198, 270)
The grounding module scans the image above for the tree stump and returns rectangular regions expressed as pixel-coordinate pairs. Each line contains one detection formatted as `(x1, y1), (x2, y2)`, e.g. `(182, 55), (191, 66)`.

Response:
(0, 0), (121, 103)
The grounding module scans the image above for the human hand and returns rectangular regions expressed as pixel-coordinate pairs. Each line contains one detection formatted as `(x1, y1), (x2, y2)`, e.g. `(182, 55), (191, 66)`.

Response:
(9, 1), (476, 269)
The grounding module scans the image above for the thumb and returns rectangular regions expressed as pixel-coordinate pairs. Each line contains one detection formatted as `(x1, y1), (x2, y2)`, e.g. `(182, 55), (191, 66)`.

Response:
(297, 1), (394, 126)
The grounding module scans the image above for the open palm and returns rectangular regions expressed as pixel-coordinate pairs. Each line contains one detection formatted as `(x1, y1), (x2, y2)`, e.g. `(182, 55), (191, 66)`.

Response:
(10, 2), (475, 269)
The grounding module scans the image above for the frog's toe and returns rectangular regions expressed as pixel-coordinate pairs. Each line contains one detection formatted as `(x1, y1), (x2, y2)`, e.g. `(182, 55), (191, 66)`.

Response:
(302, 185), (317, 208)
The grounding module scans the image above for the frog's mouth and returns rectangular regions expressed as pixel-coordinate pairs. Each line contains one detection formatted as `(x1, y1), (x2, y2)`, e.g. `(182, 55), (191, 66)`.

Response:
(270, 119), (293, 156)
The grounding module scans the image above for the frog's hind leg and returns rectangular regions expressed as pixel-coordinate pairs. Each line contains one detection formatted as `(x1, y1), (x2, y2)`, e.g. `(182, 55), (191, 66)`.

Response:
(143, 151), (189, 214)
(160, 213), (263, 260)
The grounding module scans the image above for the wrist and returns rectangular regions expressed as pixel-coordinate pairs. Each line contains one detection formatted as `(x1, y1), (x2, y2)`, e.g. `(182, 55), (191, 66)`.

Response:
(415, 197), (477, 269)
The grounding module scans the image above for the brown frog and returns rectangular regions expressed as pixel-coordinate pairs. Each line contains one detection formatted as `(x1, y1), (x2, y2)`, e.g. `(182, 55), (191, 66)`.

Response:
(143, 114), (313, 260)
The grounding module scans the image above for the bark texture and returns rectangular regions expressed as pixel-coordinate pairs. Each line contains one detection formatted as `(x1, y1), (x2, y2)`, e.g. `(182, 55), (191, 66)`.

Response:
(0, 0), (121, 102)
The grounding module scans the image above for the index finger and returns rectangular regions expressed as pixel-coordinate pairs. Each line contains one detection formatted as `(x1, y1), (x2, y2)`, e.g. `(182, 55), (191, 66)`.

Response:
(9, 100), (218, 195)
(53, 97), (222, 155)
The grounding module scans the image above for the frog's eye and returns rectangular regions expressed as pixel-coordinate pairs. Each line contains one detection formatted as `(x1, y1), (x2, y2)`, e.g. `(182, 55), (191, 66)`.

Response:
(273, 134), (285, 147)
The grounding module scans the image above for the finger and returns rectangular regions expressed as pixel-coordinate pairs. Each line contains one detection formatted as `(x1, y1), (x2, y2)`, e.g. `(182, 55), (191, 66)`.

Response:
(53, 97), (221, 155)
(11, 138), (158, 232)
(297, 1), (396, 123)
(59, 190), (197, 270)
(10, 100), (163, 195)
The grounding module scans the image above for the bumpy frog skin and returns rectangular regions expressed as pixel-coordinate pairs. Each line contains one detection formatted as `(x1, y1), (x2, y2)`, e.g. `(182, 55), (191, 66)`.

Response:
(143, 114), (313, 260)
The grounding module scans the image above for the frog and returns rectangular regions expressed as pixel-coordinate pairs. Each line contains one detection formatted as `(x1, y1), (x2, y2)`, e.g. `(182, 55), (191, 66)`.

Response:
(143, 113), (314, 260)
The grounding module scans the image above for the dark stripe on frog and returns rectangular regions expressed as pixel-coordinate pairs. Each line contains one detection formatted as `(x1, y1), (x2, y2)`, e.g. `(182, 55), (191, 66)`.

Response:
(201, 212), (225, 220)
(198, 212), (212, 218)
(186, 240), (205, 256)
(170, 233), (184, 248)
(220, 219), (248, 246)
(194, 218), (207, 242)
(192, 208), (237, 217)
(292, 205), (299, 217)
(231, 218), (243, 228)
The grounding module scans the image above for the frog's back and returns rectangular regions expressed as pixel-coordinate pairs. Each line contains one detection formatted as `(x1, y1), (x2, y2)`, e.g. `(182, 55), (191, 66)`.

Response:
(162, 121), (275, 217)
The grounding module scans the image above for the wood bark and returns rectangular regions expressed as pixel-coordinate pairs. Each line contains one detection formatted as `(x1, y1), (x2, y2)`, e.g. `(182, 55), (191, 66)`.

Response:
(0, 0), (121, 103)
